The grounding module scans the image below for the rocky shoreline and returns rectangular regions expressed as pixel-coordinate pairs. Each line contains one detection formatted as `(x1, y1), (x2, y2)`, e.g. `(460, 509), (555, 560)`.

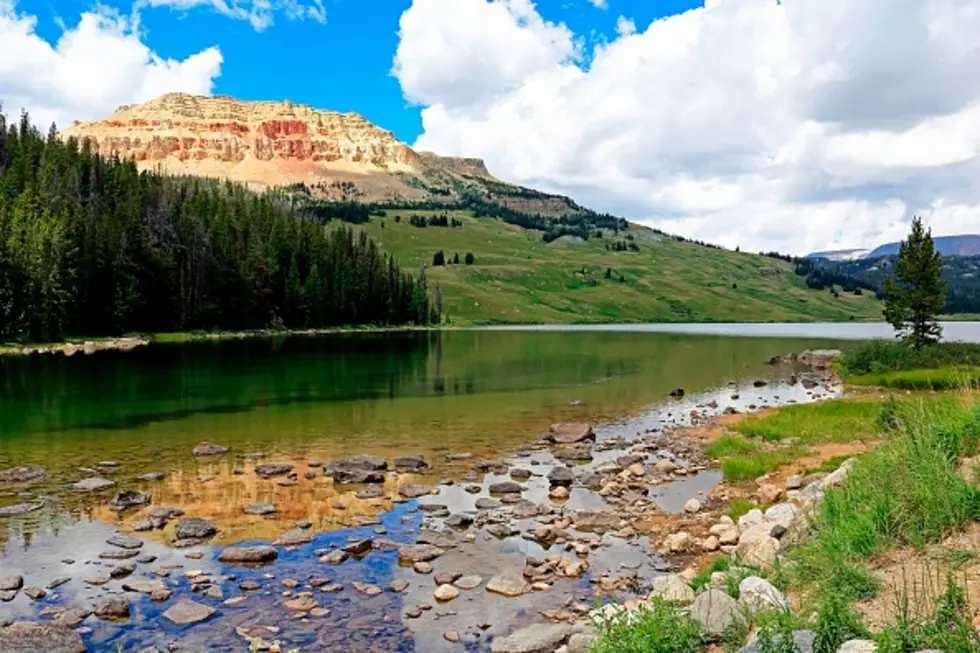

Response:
(0, 350), (846, 652)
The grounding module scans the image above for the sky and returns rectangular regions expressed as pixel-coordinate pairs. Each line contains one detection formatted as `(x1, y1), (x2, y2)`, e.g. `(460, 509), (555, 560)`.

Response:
(2, 0), (980, 255)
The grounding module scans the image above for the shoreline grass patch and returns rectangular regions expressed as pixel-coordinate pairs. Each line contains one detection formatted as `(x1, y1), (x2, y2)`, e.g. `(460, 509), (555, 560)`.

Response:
(589, 598), (703, 653)
(733, 399), (882, 444)
(838, 340), (980, 376)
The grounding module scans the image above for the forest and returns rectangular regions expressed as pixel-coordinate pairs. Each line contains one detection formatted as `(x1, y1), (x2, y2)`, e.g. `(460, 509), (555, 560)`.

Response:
(0, 110), (438, 343)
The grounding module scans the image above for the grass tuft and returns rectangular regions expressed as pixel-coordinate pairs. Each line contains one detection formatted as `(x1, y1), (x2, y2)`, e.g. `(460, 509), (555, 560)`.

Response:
(589, 598), (703, 653)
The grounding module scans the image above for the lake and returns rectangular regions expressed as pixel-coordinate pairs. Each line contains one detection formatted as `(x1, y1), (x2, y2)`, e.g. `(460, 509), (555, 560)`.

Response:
(0, 326), (881, 651)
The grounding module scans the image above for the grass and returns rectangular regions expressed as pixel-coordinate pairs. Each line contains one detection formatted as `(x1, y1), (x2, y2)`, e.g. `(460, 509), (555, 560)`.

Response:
(789, 396), (980, 601)
(706, 434), (807, 482)
(345, 211), (883, 325)
(590, 598), (704, 653)
(847, 367), (980, 391)
(726, 498), (757, 520)
(876, 578), (980, 653)
(733, 399), (882, 444)
(838, 340), (980, 376)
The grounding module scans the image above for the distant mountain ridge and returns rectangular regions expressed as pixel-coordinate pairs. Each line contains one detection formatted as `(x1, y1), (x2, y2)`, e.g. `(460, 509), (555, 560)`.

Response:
(808, 235), (980, 260)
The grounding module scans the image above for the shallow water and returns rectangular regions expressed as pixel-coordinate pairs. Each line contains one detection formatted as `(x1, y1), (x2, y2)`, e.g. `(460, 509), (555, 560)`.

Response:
(0, 328), (849, 651)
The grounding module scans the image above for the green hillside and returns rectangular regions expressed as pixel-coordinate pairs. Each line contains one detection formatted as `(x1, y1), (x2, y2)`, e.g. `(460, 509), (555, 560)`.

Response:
(349, 210), (882, 325)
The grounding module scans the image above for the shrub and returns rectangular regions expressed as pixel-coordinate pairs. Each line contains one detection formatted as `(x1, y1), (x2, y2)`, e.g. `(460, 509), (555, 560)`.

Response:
(464, 252), (475, 265)
(838, 340), (980, 376)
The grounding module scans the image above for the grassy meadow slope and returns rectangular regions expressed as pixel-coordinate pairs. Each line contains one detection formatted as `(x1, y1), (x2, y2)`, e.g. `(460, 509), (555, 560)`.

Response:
(351, 210), (882, 325)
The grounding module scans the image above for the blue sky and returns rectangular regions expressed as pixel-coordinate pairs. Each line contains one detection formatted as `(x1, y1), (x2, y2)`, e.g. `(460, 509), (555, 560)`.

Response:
(16, 0), (702, 142)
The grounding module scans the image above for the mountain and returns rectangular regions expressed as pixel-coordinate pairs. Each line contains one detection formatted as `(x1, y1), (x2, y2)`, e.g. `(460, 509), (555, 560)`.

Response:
(808, 235), (980, 260)
(56, 93), (885, 324)
(60, 93), (581, 217)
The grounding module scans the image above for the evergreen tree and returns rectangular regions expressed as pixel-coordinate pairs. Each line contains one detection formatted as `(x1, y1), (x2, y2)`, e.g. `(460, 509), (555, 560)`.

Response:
(464, 252), (475, 265)
(883, 217), (947, 348)
(432, 250), (445, 266)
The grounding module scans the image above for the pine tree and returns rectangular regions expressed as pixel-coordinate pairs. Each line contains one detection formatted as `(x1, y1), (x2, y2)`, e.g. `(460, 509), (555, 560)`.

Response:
(883, 217), (947, 348)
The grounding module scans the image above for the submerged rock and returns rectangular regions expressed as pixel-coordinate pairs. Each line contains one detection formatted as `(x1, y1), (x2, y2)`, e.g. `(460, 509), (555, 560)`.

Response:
(399, 483), (436, 498)
(162, 599), (216, 625)
(486, 572), (530, 597)
(174, 518), (217, 540)
(545, 423), (595, 444)
(0, 622), (86, 653)
(106, 533), (143, 550)
(255, 463), (293, 478)
(192, 442), (228, 457)
(0, 503), (43, 517)
(398, 545), (445, 564)
(273, 528), (313, 547)
(242, 503), (277, 516)
(95, 597), (131, 620)
(109, 491), (150, 512)
(72, 477), (115, 492)
(0, 466), (46, 484)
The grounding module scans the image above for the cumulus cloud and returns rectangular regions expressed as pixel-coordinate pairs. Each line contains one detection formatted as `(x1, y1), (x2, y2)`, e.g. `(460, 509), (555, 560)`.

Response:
(0, 1), (222, 130)
(394, 0), (980, 254)
(587, 0), (608, 9)
(133, 0), (327, 32)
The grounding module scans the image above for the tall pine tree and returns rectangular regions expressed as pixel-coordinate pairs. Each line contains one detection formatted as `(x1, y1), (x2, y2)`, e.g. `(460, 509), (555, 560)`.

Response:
(883, 217), (947, 348)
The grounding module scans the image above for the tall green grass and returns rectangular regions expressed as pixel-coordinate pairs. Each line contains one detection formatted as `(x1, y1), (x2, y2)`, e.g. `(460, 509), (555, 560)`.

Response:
(848, 367), (980, 391)
(734, 400), (882, 444)
(790, 397), (980, 600)
(589, 598), (703, 653)
(839, 340), (980, 376)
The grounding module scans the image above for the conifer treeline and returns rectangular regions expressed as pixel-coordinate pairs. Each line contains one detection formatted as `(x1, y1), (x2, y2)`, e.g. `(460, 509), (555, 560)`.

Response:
(0, 110), (437, 342)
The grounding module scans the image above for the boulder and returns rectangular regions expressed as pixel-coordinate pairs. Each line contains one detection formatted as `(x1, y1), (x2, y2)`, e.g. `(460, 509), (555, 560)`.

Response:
(546, 423), (595, 444)
(691, 589), (747, 639)
(219, 546), (278, 565)
(106, 534), (143, 550)
(393, 455), (428, 471)
(108, 491), (150, 512)
(489, 481), (524, 495)
(174, 518), (217, 540)
(736, 535), (781, 569)
(648, 574), (695, 603)
(547, 466), (574, 487)
(490, 623), (573, 653)
(254, 463), (293, 478)
(739, 630), (815, 653)
(738, 576), (789, 612)
(0, 466), (46, 483)
(162, 599), (216, 625)
(819, 458), (857, 490)
(399, 484), (436, 499)
(243, 503), (276, 515)
(486, 572), (531, 597)
(72, 477), (115, 492)
(191, 442), (228, 457)
(0, 623), (86, 653)
(785, 474), (804, 490)
(398, 545), (445, 563)
(764, 503), (798, 525)
(663, 532), (694, 553)
(324, 455), (388, 484)
(837, 641), (878, 653)
(95, 597), (131, 620)
(738, 509), (765, 532)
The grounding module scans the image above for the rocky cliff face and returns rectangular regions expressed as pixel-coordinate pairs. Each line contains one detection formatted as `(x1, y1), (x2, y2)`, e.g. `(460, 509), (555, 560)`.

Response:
(61, 93), (424, 190)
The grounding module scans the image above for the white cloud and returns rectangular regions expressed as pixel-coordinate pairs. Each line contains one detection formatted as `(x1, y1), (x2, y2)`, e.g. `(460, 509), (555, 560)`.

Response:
(133, 0), (327, 32)
(588, 0), (608, 9)
(0, 1), (222, 130)
(394, 0), (980, 254)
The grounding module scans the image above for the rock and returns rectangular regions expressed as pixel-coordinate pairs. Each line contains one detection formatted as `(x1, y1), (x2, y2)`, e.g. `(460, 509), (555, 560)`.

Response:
(663, 532), (694, 553)
(490, 623), (573, 653)
(0, 503), (42, 517)
(0, 466), (46, 483)
(394, 455), (429, 471)
(320, 550), (349, 565)
(109, 490), (151, 511)
(84, 573), (111, 586)
(399, 483), (436, 498)
(138, 472), (165, 482)
(837, 640), (878, 653)
(163, 599), (216, 625)
(122, 580), (169, 594)
(444, 630), (461, 643)
(655, 459), (678, 474)
(512, 500), (540, 519)
(23, 587), (46, 601)
(785, 475), (804, 490)
(243, 503), (277, 515)
(546, 423), (595, 444)
(549, 486), (570, 500)
(95, 597), (131, 620)
(486, 572), (531, 597)
(719, 528), (740, 545)
(819, 458), (857, 490)
(547, 466), (574, 487)
(274, 528), (313, 546)
(434, 584), (459, 601)
(738, 576), (789, 612)
(356, 485), (384, 499)
(399, 545), (445, 564)
(648, 573), (695, 603)
(219, 546), (278, 564)
(684, 498), (702, 513)
(255, 463), (293, 478)
(567, 631), (597, 653)
(446, 513), (475, 528)
(325, 456), (388, 483)
(131, 518), (154, 531)
(476, 497), (502, 509)
(736, 535), (781, 569)
(354, 582), (382, 596)
(702, 536), (720, 552)
(341, 538), (373, 556)
(757, 483), (783, 504)
(414, 562), (433, 574)
(148, 506), (183, 529)
(510, 468), (532, 481)
(46, 577), (70, 590)
(691, 589), (747, 639)
(489, 481), (524, 495)
(738, 630), (816, 653)
(72, 477), (115, 492)
(192, 442), (228, 456)
(488, 523), (519, 538)
(175, 518), (217, 540)
(571, 510), (620, 532)
(3, 574), (28, 591)
(764, 503), (798, 524)
(99, 549), (139, 560)
(0, 623), (86, 653)
(53, 608), (91, 628)
(455, 575), (483, 590)
(284, 596), (318, 612)
(669, 388), (685, 398)
(107, 533), (143, 550)
(738, 509), (765, 531)
(109, 563), (136, 579)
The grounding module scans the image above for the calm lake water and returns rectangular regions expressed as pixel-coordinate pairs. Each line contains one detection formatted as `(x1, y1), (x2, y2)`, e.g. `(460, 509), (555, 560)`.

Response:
(0, 326), (870, 650)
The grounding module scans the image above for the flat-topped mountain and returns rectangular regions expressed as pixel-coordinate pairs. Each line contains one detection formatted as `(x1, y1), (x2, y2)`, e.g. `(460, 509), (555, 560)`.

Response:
(60, 93), (579, 214)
